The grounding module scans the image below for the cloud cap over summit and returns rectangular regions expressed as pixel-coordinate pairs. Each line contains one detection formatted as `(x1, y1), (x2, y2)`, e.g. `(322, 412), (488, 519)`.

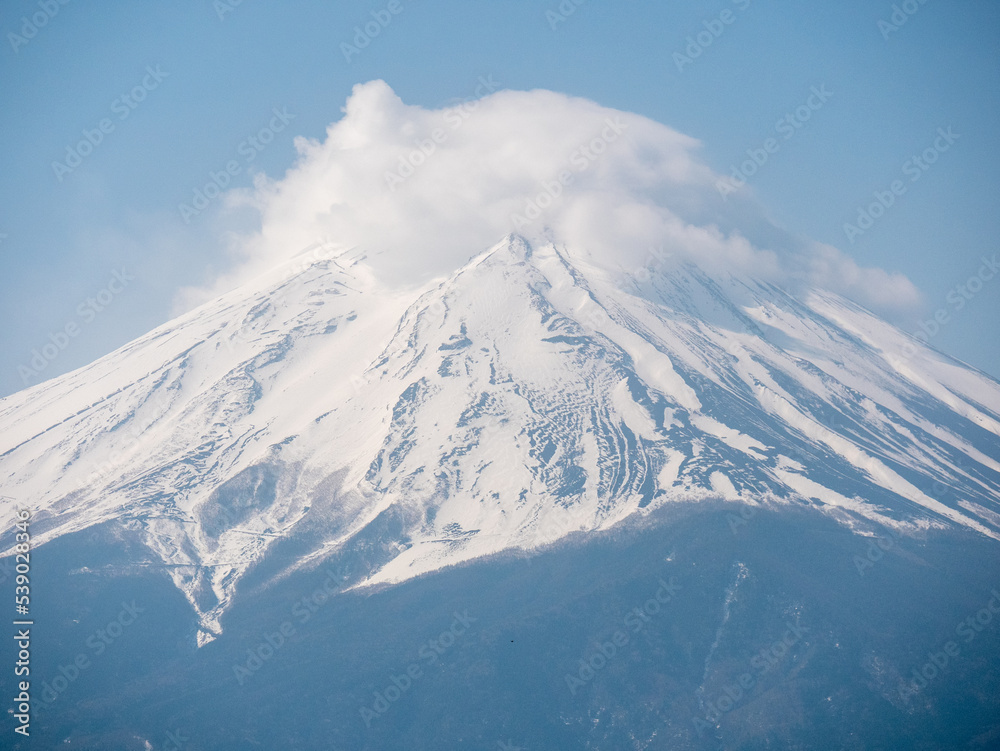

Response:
(186, 80), (919, 317)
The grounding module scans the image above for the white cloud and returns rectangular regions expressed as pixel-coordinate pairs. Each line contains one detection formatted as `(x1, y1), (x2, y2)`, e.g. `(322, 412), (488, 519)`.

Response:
(178, 80), (920, 315)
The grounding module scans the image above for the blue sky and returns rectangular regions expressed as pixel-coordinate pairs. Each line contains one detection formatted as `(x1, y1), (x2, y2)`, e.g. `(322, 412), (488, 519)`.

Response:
(1, 0), (998, 396)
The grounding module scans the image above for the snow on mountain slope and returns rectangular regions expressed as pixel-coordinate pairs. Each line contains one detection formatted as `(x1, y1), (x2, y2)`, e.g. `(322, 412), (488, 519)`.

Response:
(2, 235), (999, 643)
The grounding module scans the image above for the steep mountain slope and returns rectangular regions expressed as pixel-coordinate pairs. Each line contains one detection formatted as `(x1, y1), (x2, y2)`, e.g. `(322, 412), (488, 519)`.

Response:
(2, 235), (999, 643)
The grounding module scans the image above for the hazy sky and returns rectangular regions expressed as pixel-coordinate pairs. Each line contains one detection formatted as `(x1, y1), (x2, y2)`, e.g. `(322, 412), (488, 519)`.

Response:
(1, 0), (998, 397)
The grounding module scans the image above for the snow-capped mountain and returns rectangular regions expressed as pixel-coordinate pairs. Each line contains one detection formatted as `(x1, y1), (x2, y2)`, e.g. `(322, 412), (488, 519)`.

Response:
(3, 235), (999, 643)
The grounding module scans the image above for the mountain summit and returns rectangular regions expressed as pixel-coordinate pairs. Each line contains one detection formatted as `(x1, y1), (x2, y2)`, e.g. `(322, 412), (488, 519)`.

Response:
(3, 235), (999, 643)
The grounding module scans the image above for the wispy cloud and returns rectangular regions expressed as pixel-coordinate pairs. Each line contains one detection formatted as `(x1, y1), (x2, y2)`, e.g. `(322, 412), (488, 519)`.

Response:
(178, 80), (920, 317)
